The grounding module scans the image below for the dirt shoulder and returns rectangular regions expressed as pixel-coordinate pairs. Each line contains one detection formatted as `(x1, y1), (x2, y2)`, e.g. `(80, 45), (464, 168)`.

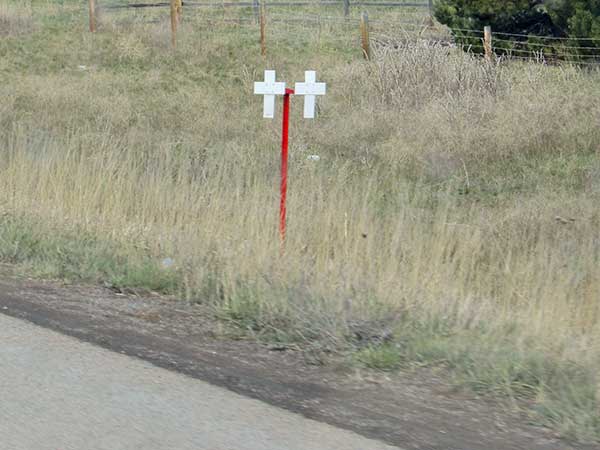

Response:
(0, 268), (590, 450)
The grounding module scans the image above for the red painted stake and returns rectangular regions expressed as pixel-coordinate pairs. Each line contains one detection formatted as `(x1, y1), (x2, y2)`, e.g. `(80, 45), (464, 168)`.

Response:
(280, 88), (294, 246)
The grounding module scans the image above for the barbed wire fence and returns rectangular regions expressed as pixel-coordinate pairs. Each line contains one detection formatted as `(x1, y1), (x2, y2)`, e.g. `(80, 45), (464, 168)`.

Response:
(88, 0), (600, 66)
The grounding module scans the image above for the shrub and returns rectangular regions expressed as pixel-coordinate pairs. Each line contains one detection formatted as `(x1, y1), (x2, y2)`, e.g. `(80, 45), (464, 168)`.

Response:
(434, 1), (557, 50)
(546, 0), (600, 40)
(434, 0), (600, 60)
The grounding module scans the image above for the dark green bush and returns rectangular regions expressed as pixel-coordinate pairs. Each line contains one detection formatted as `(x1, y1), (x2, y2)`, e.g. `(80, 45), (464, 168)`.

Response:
(434, 0), (600, 60)
(547, 1), (600, 40)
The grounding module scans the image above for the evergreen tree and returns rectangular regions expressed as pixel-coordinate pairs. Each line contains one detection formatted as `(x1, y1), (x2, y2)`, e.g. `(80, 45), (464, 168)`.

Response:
(434, 0), (600, 58)
(545, 0), (600, 40)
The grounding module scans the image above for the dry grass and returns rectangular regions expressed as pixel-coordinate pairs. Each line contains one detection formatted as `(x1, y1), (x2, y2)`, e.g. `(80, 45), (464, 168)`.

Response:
(0, 2), (33, 36)
(0, 1), (599, 441)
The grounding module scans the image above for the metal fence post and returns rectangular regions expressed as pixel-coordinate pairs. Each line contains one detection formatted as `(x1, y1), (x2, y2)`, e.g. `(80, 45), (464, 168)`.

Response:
(253, 0), (260, 24)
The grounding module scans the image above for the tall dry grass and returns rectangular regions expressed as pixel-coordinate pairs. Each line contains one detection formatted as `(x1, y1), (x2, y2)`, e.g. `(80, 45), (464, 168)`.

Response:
(0, 3), (599, 440)
(0, 1), (33, 36)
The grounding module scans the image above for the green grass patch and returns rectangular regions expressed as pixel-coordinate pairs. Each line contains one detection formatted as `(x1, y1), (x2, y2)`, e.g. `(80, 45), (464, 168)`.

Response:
(0, 214), (180, 294)
(354, 323), (600, 442)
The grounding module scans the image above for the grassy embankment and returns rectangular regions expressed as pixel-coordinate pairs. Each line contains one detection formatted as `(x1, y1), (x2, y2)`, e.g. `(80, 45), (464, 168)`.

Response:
(1, 1), (599, 442)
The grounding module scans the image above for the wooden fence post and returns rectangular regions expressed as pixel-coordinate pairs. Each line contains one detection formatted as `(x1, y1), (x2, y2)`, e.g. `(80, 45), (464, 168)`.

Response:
(176, 0), (183, 23)
(170, 0), (177, 48)
(88, 0), (96, 33)
(343, 0), (350, 17)
(260, 1), (267, 57)
(360, 11), (370, 60)
(484, 25), (493, 61)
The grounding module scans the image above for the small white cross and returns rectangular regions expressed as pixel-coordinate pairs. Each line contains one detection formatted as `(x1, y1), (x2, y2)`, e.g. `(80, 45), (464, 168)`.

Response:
(254, 70), (286, 119)
(294, 70), (326, 119)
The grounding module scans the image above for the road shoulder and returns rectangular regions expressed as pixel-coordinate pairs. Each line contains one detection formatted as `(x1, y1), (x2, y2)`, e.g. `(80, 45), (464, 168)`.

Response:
(0, 269), (589, 450)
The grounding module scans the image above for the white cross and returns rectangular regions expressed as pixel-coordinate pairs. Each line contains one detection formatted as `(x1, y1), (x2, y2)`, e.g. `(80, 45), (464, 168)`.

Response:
(254, 70), (286, 119)
(294, 70), (326, 119)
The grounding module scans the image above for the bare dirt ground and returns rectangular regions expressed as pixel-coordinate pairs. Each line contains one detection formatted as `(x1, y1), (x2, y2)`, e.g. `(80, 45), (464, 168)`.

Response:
(0, 266), (593, 450)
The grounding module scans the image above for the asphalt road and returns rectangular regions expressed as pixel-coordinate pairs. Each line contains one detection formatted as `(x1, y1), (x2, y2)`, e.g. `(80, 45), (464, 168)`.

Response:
(0, 313), (399, 450)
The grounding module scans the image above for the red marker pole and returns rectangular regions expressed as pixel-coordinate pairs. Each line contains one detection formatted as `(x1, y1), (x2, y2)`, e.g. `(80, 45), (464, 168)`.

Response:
(280, 88), (294, 246)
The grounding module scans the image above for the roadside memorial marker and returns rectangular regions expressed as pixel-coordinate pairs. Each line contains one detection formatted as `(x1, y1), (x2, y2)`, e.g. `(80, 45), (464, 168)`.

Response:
(254, 70), (327, 246)
(254, 70), (286, 118)
(294, 71), (326, 119)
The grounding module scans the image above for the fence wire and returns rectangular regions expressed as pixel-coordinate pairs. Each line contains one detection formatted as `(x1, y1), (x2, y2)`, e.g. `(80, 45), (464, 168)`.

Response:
(96, 2), (600, 65)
